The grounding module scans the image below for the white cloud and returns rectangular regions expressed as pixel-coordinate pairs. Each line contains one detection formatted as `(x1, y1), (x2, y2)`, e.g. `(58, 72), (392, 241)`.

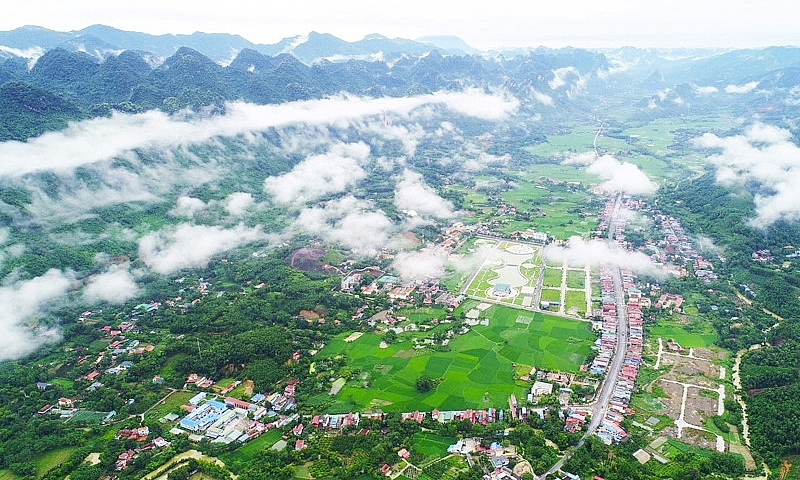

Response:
(171, 196), (207, 217)
(0, 89), (518, 178)
(725, 81), (759, 94)
(0, 269), (72, 360)
(82, 263), (139, 304)
(693, 123), (800, 227)
(292, 196), (396, 256)
(138, 223), (265, 274)
(530, 87), (554, 106)
(544, 237), (665, 277)
(564, 152), (658, 195)
(223, 192), (255, 216)
(693, 84), (719, 95)
(391, 248), (448, 280)
(549, 66), (577, 89)
(394, 169), (456, 219)
(264, 142), (369, 205)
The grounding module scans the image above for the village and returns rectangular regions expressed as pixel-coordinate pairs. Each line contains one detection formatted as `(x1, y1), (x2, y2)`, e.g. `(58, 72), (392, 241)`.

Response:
(25, 191), (735, 480)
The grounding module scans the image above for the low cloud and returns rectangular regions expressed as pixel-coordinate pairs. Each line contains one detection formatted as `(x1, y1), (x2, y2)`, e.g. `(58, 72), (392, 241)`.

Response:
(725, 81), (759, 94)
(391, 248), (448, 280)
(0, 89), (518, 178)
(544, 237), (665, 277)
(292, 196), (396, 256)
(171, 196), (207, 217)
(693, 85), (719, 95)
(693, 123), (800, 227)
(0, 269), (72, 361)
(549, 66), (577, 90)
(530, 87), (554, 106)
(138, 223), (265, 274)
(394, 169), (456, 220)
(82, 263), (139, 304)
(693, 234), (721, 254)
(223, 192), (255, 216)
(563, 152), (658, 195)
(264, 143), (369, 205)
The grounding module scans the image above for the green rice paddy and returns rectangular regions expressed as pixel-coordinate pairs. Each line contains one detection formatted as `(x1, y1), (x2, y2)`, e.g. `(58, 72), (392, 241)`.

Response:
(315, 306), (594, 413)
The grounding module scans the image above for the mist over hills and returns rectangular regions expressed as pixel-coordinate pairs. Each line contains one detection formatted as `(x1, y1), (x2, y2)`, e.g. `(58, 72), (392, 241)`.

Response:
(0, 24), (799, 143)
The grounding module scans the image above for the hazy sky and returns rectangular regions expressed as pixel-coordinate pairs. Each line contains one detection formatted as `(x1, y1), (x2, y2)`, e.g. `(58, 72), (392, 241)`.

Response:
(3, 0), (800, 49)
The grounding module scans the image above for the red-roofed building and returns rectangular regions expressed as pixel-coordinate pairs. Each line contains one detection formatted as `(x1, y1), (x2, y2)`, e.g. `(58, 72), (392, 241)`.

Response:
(398, 448), (410, 459)
(224, 396), (251, 410)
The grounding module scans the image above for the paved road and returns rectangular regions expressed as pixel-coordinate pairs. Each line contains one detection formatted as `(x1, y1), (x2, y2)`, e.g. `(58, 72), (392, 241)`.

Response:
(539, 194), (629, 479)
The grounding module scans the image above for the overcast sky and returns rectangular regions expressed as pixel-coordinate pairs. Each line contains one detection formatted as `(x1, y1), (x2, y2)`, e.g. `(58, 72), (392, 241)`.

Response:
(3, 0), (800, 50)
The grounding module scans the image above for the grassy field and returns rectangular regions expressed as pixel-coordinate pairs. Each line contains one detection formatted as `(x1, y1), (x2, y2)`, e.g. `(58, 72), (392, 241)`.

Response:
(540, 289), (561, 303)
(0, 470), (18, 480)
(144, 390), (197, 422)
(566, 269), (585, 289)
(315, 306), (594, 413)
(65, 411), (108, 425)
(564, 290), (587, 317)
(33, 447), (78, 477)
(542, 267), (563, 287)
(412, 432), (458, 464)
(498, 181), (598, 239)
(648, 316), (718, 348)
(221, 428), (284, 469)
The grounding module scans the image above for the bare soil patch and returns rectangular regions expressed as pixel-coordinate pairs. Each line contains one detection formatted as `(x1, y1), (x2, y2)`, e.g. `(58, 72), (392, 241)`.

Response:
(684, 386), (718, 425)
(683, 427), (719, 451)
(242, 379), (254, 397)
(290, 248), (328, 271)
(659, 381), (684, 419)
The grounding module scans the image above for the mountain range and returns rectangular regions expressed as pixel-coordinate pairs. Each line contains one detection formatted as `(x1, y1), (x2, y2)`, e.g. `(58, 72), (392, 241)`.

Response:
(1, 24), (800, 142)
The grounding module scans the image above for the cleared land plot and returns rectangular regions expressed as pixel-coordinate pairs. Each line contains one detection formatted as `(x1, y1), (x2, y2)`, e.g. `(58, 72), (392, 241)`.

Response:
(221, 429), (283, 468)
(566, 269), (585, 289)
(564, 290), (587, 317)
(315, 307), (594, 413)
(648, 321), (717, 349)
(540, 289), (561, 303)
(463, 240), (541, 308)
(145, 390), (196, 422)
(542, 267), (563, 288)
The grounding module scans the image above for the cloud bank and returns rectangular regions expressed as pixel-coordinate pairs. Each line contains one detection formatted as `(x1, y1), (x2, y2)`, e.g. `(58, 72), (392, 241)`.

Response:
(544, 237), (665, 277)
(0, 89), (518, 177)
(138, 223), (265, 274)
(694, 123), (800, 227)
(390, 248), (449, 280)
(292, 196), (396, 256)
(0, 269), (72, 361)
(82, 263), (139, 304)
(264, 142), (370, 205)
(394, 169), (456, 220)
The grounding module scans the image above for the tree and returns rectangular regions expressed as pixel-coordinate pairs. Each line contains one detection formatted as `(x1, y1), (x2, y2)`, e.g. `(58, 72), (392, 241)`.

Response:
(415, 375), (436, 392)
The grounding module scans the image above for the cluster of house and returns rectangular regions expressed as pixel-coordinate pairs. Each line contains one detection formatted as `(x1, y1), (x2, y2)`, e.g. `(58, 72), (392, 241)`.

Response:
(171, 383), (299, 445)
(590, 266), (620, 376)
(751, 249), (774, 263)
(645, 213), (720, 283)
(582, 203), (644, 444)
(655, 293), (684, 313)
(594, 269), (644, 444)
(114, 428), (171, 470)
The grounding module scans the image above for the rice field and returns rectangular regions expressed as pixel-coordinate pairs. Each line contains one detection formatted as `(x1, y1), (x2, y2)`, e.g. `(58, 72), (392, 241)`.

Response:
(314, 306), (594, 413)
